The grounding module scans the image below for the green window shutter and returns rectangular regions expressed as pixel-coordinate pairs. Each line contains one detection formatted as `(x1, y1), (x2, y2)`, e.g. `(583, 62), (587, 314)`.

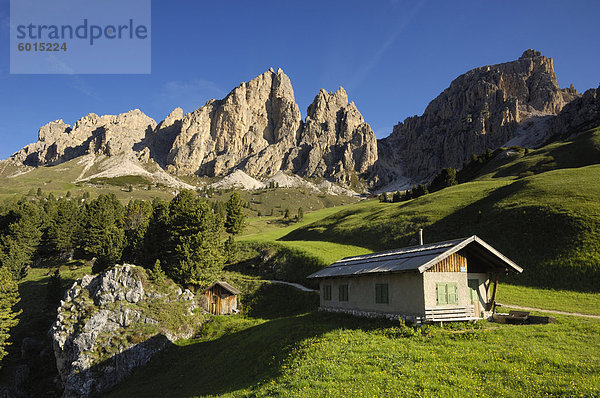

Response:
(448, 283), (458, 305)
(382, 284), (388, 304)
(375, 284), (389, 304)
(323, 285), (331, 301)
(339, 285), (348, 301)
(436, 283), (447, 305)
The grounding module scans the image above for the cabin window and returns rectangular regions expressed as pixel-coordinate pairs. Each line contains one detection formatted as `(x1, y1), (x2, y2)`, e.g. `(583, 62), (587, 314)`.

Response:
(323, 285), (332, 301)
(375, 283), (389, 304)
(436, 282), (458, 305)
(339, 284), (349, 301)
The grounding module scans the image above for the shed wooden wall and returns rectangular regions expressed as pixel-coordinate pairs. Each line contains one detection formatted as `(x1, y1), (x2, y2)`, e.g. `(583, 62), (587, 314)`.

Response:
(426, 252), (467, 272)
(203, 285), (237, 315)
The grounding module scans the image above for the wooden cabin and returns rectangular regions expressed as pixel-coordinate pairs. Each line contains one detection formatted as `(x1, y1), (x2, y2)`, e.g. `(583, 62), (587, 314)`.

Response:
(201, 281), (241, 315)
(307, 235), (522, 324)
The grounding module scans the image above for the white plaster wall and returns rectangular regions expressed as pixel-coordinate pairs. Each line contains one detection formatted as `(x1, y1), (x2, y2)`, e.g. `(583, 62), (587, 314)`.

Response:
(318, 272), (425, 316)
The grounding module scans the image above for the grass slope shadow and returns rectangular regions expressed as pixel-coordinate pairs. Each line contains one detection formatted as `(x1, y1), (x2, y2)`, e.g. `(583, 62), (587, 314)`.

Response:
(106, 312), (394, 398)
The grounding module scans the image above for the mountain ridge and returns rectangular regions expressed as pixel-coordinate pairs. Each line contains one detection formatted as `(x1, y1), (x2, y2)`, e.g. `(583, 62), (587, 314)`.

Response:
(6, 50), (600, 191)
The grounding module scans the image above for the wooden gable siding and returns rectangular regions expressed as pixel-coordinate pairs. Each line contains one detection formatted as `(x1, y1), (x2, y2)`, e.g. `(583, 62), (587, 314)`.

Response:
(204, 284), (237, 315)
(426, 252), (467, 272)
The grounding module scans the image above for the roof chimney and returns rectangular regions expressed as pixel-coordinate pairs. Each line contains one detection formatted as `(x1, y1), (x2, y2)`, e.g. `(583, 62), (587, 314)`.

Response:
(419, 228), (423, 245)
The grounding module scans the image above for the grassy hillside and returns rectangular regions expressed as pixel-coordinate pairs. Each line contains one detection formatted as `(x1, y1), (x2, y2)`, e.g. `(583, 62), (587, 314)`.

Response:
(280, 128), (600, 291)
(0, 157), (357, 214)
(108, 310), (600, 398)
(0, 158), (175, 203)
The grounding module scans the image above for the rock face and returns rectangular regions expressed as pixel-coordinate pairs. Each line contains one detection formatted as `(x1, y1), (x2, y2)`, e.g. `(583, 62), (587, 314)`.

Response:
(10, 69), (377, 187)
(50, 265), (200, 398)
(12, 110), (156, 166)
(165, 68), (303, 177)
(547, 85), (600, 141)
(164, 69), (377, 184)
(290, 88), (378, 185)
(378, 49), (580, 183)
(9, 52), (594, 189)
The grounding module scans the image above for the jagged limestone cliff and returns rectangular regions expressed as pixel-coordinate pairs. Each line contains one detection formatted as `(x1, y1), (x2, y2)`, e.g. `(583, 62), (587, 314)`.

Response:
(377, 49), (580, 183)
(10, 69), (377, 187)
(12, 110), (156, 166)
(8, 51), (593, 189)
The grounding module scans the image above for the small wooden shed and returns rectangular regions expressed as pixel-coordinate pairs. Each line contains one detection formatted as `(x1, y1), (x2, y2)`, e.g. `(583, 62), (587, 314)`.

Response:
(201, 281), (241, 315)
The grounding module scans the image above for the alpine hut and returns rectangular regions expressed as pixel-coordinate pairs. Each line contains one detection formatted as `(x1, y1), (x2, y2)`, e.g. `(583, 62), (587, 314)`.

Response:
(201, 281), (241, 315)
(307, 235), (522, 323)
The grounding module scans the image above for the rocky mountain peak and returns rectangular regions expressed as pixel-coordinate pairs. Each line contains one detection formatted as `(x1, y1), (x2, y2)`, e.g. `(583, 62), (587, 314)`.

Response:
(307, 87), (349, 121)
(38, 120), (71, 142)
(292, 86), (377, 183)
(165, 68), (303, 177)
(162, 107), (184, 128)
(12, 110), (156, 166)
(378, 50), (582, 184)
(520, 49), (542, 59)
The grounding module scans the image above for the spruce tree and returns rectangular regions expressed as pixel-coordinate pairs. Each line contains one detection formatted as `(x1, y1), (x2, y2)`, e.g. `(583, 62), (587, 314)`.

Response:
(0, 201), (43, 279)
(165, 190), (224, 284)
(46, 269), (63, 311)
(297, 207), (304, 222)
(225, 192), (245, 235)
(122, 200), (153, 264)
(141, 198), (170, 268)
(0, 266), (21, 365)
(84, 194), (125, 273)
(47, 198), (82, 256)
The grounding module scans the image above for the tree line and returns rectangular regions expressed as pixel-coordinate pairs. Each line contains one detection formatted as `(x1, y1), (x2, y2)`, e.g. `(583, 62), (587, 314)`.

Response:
(0, 189), (246, 285)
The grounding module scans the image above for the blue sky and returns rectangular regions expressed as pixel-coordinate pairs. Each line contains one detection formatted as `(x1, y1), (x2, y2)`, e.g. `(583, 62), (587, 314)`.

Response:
(1, 0), (599, 159)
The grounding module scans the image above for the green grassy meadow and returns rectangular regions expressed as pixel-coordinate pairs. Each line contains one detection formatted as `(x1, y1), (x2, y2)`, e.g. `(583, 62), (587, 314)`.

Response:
(108, 309), (600, 398)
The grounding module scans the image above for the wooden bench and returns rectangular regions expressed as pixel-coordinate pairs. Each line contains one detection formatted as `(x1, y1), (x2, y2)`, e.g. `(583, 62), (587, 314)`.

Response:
(425, 305), (478, 324)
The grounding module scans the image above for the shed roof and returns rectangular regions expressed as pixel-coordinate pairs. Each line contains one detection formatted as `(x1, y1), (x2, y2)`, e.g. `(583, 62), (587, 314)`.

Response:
(202, 281), (241, 295)
(307, 235), (522, 279)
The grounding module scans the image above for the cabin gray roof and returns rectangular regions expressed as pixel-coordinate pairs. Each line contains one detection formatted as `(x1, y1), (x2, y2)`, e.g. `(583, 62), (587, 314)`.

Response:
(307, 235), (522, 279)
(202, 281), (241, 295)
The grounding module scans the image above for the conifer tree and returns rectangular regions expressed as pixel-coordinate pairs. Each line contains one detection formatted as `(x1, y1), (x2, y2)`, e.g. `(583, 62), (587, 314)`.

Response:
(141, 198), (170, 268)
(0, 201), (43, 279)
(84, 194), (125, 273)
(122, 200), (153, 264)
(46, 269), (63, 311)
(0, 266), (21, 365)
(47, 198), (82, 256)
(164, 190), (224, 284)
(297, 207), (304, 222)
(225, 192), (245, 235)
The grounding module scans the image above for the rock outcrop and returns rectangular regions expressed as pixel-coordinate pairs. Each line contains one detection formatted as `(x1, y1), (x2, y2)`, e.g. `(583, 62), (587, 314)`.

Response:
(50, 265), (200, 398)
(164, 70), (377, 184)
(290, 87), (378, 185)
(12, 110), (156, 166)
(165, 68), (303, 177)
(377, 49), (580, 183)
(547, 85), (600, 141)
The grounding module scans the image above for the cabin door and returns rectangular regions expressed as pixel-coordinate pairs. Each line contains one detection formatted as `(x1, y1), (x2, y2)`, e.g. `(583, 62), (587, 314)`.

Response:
(211, 294), (219, 315)
(468, 279), (480, 318)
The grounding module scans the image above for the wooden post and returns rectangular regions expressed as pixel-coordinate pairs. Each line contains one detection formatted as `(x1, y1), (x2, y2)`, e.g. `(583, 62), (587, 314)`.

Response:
(488, 273), (499, 312)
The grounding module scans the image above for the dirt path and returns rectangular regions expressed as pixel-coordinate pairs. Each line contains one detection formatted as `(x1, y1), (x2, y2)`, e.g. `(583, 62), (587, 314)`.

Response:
(266, 280), (318, 292)
(499, 303), (600, 319)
